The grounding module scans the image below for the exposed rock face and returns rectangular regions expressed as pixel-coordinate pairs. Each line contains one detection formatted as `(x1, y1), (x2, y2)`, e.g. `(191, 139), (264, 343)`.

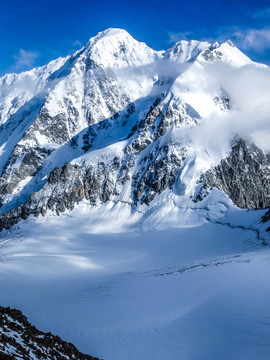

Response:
(0, 306), (99, 360)
(0, 160), (119, 230)
(203, 140), (270, 209)
(132, 145), (184, 205)
(0, 146), (52, 197)
(261, 209), (270, 232)
(0, 141), (186, 230)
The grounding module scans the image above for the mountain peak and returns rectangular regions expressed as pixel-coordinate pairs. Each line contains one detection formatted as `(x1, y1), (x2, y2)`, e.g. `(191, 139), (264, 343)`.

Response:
(83, 28), (157, 69)
(97, 27), (130, 37)
(85, 28), (136, 50)
(87, 28), (130, 43)
(165, 39), (211, 63)
(225, 39), (235, 47)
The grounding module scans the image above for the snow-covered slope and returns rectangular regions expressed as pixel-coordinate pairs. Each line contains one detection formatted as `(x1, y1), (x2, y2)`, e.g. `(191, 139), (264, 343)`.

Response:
(0, 206), (269, 360)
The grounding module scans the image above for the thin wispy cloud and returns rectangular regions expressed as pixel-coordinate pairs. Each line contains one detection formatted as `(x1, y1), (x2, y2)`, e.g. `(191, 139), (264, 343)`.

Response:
(168, 31), (192, 44)
(233, 27), (270, 51)
(252, 7), (270, 19)
(167, 24), (270, 57)
(72, 39), (83, 48)
(13, 49), (39, 70)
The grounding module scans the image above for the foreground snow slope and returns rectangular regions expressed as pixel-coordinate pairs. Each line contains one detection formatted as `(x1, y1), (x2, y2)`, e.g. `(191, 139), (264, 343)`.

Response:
(0, 201), (269, 360)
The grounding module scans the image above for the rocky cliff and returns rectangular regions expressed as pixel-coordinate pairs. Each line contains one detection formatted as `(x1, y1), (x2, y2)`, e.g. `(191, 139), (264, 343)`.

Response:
(0, 306), (99, 360)
(203, 140), (270, 209)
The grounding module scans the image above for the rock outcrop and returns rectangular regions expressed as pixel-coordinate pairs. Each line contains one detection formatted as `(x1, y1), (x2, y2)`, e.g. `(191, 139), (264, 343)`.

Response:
(203, 140), (270, 209)
(0, 306), (99, 360)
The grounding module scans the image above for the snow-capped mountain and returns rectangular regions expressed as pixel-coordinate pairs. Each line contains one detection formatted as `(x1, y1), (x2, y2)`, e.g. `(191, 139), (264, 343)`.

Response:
(0, 28), (269, 233)
(1, 28), (270, 360)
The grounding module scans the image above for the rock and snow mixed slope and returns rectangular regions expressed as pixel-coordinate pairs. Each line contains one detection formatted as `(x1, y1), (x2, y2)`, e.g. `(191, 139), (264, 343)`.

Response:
(0, 306), (99, 359)
(0, 28), (270, 360)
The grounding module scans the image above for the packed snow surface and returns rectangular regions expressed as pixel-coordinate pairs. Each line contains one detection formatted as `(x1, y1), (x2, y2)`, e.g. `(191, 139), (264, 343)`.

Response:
(0, 200), (269, 360)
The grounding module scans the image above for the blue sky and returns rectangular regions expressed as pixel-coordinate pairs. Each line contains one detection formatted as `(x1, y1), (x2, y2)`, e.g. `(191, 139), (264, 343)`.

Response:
(0, 0), (270, 75)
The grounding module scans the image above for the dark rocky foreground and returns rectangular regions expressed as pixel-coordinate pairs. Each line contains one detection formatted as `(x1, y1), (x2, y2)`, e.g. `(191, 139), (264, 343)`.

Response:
(0, 306), (100, 360)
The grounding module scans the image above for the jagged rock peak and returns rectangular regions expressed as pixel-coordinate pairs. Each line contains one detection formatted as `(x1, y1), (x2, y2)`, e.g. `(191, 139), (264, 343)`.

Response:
(165, 39), (211, 63)
(162, 37), (251, 66)
(226, 39), (235, 47)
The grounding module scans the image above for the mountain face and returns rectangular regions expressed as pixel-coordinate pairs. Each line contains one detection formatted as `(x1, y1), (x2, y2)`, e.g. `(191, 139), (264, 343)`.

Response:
(0, 28), (269, 233)
(0, 306), (99, 359)
(203, 140), (270, 209)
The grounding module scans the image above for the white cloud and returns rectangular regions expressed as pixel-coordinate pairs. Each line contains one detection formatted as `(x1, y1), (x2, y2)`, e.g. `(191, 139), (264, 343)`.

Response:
(168, 31), (192, 44)
(167, 25), (270, 56)
(72, 39), (83, 48)
(252, 7), (270, 19)
(185, 63), (270, 154)
(168, 60), (270, 170)
(13, 49), (39, 69)
(233, 27), (270, 51)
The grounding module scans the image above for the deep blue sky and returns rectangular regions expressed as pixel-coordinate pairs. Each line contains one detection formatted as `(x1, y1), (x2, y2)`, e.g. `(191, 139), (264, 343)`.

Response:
(1, 0), (270, 75)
